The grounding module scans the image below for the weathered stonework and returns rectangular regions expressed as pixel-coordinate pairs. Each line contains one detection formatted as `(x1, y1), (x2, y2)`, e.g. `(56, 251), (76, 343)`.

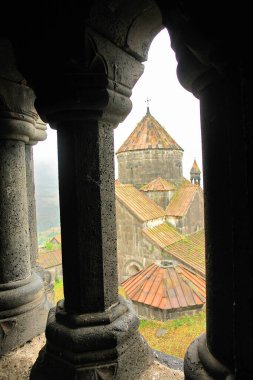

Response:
(0, 42), (51, 355)
(2, 1), (253, 378)
(144, 189), (174, 209)
(116, 200), (170, 282)
(167, 190), (204, 235)
(133, 302), (204, 322)
(30, 29), (153, 379)
(118, 149), (183, 188)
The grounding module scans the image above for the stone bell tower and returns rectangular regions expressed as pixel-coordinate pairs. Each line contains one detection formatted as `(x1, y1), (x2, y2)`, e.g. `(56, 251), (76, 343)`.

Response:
(190, 159), (201, 185)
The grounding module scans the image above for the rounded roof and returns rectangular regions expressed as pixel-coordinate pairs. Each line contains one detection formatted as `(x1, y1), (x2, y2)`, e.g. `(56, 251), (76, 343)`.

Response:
(116, 110), (183, 154)
(121, 262), (206, 310)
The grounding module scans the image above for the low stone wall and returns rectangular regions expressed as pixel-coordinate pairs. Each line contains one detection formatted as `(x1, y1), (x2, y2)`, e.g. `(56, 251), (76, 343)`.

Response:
(133, 301), (204, 321)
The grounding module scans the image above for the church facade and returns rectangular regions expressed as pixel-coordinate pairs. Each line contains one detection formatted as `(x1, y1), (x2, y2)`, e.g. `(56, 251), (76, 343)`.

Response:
(115, 109), (204, 282)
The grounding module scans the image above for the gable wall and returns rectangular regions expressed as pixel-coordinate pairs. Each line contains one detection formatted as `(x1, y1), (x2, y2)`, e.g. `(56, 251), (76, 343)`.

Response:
(144, 190), (173, 209)
(182, 190), (204, 235)
(116, 199), (166, 282)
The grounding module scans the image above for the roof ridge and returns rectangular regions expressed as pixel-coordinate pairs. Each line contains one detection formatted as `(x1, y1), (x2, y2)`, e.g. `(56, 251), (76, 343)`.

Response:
(166, 181), (200, 217)
(115, 184), (166, 222)
(140, 176), (175, 192)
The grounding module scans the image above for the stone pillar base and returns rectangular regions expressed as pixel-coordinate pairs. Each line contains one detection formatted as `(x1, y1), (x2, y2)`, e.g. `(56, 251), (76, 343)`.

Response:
(30, 298), (153, 380)
(0, 273), (50, 355)
(184, 334), (235, 380)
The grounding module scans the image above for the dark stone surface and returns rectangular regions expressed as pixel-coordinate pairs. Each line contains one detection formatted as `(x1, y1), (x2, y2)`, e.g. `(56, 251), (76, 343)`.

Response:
(30, 299), (153, 380)
(184, 334), (234, 379)
(25, 145), (38, 269)
(0, 294), (49, 357)
(199, 80), (235, 370)
(153, 349), (184, 371)
(0, 140), (30, 283)
(56, 123), (118, 314)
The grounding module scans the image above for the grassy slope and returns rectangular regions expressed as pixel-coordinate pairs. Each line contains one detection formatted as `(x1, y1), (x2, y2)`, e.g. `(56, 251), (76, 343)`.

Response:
(139, 312), (206, 358)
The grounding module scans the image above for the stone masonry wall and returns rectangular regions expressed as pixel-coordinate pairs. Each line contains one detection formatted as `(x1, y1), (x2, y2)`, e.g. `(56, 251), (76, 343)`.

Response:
(117, 149), (183, 188)
(132, 302), (204, 321)
(116, 199), (167, 282)
(144, 190), (174, 209)
(167, 190), (204, 235)
(183, 190), (204, 235)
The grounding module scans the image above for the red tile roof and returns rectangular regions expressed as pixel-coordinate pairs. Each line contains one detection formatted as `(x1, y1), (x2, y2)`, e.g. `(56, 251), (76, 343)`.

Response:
(190, 159), (201, 174)
(50, 235), (61, 244)
(143, 223), (183, 248)
(115, 183), (165, 222)
(140, 177), (175, 192)
(116, 112), (183, 153)
(122, 262), (205, 310)
(166, 181), (201, 217)
(165, 230), (205, 276)
(38, 249), (62, 269)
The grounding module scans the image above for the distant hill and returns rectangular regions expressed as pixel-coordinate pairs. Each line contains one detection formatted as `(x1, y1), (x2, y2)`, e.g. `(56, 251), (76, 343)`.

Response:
(34, 161), (60, 232)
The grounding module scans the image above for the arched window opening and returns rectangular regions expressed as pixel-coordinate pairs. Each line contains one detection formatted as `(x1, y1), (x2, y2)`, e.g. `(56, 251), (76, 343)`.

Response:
(115, 28), (205, 360)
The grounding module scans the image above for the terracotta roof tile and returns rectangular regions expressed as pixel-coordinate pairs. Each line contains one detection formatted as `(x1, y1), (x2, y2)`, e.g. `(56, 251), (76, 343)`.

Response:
(121, 262), (206, 310)
(165, 230), (205, 276)
(50, 235), (61, 244)
(116, 112), (183, 153)
(38, 249), (62, 269)
(143, 223), (183, 248)
(115, 183), (165, 222)
(140, 177), (175, 192)
(166, 181), (201, 217)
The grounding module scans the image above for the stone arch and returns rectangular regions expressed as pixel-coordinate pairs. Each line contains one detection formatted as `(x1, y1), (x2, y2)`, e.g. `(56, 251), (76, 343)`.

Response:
(124, 259), (143, 278)
(1, 2), (248, 379)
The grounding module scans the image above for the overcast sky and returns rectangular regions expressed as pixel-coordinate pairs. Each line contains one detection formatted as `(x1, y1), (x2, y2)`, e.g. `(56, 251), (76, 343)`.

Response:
(33, 29), (202, 182)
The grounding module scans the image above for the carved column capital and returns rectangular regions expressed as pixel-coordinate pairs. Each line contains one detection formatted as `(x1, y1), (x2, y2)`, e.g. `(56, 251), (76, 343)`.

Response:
(164, 8), (231, 98)
(35, 28), (144, 128)
(28, 114), (47, 145)
(0, 78), (39, 142)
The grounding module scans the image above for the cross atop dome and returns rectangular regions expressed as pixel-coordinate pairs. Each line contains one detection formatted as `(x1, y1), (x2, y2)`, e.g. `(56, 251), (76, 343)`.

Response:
(145, 97), (151, 114)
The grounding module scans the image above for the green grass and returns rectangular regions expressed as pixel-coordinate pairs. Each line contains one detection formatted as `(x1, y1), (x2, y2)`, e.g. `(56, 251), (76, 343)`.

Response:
(53, 281), (205, 358)
(54, 279), (64, 304)
(139, 311), (206, 358)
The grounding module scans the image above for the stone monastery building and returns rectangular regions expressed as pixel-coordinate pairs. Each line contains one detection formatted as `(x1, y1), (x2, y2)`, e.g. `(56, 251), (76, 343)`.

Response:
(115, 108), (205, 282)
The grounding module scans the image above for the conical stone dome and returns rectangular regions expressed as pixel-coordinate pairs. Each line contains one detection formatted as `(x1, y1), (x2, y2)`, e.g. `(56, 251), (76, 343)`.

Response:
(117, 111), (183, 153)
(117, 110), (184, 188)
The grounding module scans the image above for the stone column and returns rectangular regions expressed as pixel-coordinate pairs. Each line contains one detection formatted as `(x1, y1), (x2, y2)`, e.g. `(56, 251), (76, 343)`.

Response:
(30, 31), (152, 380)
(164, 13), (245, 379)
(0, 74), (49, 355)
(184, 77), (237, 379)
(26, 116), (47, 269)
(25, 117), (54, 305)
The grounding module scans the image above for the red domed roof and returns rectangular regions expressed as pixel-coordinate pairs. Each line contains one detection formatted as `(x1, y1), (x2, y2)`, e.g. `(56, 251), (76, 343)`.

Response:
(116, 111), (183, 154)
